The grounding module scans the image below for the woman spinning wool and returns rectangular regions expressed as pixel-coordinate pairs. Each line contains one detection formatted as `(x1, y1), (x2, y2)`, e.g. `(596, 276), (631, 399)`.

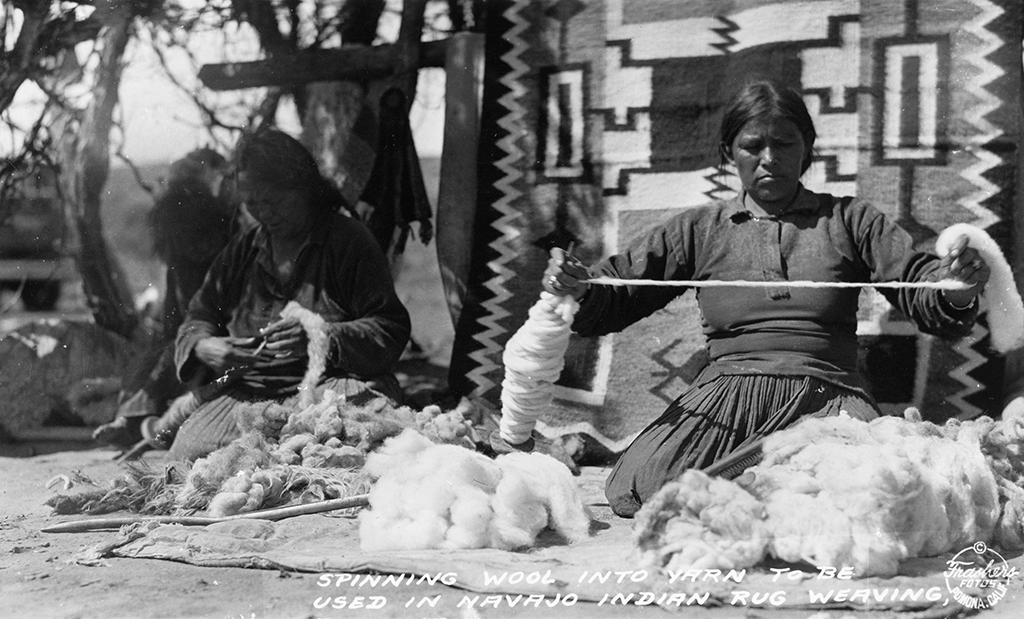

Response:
(542, 81), (991, 518)
(167, 128), (411, 461)
(94, 148), (235, 450)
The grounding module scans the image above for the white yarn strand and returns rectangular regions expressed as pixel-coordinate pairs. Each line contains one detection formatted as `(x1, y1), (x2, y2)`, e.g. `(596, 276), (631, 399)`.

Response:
(499, 292), (579, 445)
(585, 277), (969, 290)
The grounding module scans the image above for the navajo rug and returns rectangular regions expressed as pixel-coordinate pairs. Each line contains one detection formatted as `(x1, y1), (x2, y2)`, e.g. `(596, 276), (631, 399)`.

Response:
(444, 0), (1022, 451)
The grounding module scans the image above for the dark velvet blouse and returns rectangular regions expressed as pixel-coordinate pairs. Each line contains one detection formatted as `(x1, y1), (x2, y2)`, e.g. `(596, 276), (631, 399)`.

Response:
(573, 188), (977, 394)
(175, 210), (411, 396)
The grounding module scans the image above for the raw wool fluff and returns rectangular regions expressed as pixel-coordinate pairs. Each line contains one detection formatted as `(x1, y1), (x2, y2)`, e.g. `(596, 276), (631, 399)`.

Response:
(206, 466), (289, 518)
(279, 300), (329, 408)
(190, 391), (475, 517)
(935, 223), (1024, 354)
(750, 414), (999, 577)
(49, 391), (475, 519)
(499, 292), (579, 444)
(358, 428), (591, 551)
(634, 469), (770, 572)
(262, 389), (475, 457)
(866, 414), (1001, 555)
(175, 428), (370, 516)
(633, 411), (1018, 578)
(176, 431), (278, 510)
(43, 430), (361, 518)
(973, 400), (1024, 548)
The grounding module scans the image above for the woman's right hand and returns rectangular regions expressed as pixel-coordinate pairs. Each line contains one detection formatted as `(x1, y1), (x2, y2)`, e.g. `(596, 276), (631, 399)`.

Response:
(542, 247), (590, 300)
(194, 336), (263, 373)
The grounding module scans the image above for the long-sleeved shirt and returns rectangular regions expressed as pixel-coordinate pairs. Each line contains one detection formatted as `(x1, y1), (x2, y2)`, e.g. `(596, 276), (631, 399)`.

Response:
(573, 188), (977, 394)
(175, 210), (411, 396)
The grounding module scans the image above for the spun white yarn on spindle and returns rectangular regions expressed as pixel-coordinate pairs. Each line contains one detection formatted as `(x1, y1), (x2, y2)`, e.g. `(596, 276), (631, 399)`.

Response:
(499, 292), (579, 445)
(935, 223), (1024, 354)
(280, 301), (329, 408)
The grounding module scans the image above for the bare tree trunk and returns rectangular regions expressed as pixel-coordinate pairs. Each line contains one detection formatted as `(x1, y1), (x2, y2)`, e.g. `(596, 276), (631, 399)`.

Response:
(69, 2), (138, 339)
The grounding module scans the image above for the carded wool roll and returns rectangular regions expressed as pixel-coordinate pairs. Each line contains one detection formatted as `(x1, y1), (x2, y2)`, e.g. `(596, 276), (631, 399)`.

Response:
(280, 301), (329, 408)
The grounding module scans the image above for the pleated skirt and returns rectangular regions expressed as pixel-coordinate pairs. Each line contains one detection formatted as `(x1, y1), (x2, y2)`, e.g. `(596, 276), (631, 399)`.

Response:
(167, 375), (401, 462)
(604, 373), (879, 518)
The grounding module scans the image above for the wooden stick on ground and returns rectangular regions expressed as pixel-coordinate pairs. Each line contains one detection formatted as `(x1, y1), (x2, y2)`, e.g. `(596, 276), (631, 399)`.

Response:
(114, 438), (153, 463)
(41, 493), (370, 533)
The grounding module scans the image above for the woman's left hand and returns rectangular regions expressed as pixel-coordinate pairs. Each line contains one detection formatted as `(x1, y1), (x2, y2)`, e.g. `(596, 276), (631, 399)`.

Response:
(261, 318), (309, 359)
(939, 234), (990, 309)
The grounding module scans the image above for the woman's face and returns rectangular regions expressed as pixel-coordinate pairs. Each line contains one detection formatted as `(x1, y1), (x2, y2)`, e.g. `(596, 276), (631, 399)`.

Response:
(727, 116), (809, 209)
(237, 171), (314, 240)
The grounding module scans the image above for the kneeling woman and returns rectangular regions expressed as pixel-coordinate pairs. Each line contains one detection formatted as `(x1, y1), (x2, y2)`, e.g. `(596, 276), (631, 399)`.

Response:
(168, 128), (411, 461)
(543, 81), (990, 517)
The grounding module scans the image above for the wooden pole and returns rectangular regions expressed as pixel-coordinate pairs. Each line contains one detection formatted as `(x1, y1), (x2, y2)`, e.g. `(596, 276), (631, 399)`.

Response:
(198, 39), (449, 91)
(42, 493), (371, 533)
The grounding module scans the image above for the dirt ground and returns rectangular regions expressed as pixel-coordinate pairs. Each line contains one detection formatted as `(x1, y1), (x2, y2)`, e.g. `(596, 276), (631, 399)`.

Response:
(1, 442), (1022, 619)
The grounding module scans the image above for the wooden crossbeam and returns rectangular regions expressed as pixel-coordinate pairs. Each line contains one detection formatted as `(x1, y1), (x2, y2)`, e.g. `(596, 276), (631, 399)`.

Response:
(198, 38), (449, 91)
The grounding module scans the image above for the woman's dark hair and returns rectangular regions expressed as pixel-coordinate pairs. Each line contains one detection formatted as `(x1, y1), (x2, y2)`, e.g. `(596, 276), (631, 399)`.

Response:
(719, 81), (817, 174)
(165, 147), (227, 192)
(180, 147), (227, 176)
(150, 149), (233, 265)
(233, 126), (348, 216)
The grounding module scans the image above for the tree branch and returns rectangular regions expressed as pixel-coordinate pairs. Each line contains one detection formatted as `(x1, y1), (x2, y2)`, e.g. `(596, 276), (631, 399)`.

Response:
(111, 109), (156, 198)
(0, 1), (49, 112)
(146, 30), (250, 137)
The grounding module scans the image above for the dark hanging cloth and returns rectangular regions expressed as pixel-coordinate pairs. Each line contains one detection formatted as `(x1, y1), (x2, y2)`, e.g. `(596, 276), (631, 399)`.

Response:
(359, 87), (434, 255)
